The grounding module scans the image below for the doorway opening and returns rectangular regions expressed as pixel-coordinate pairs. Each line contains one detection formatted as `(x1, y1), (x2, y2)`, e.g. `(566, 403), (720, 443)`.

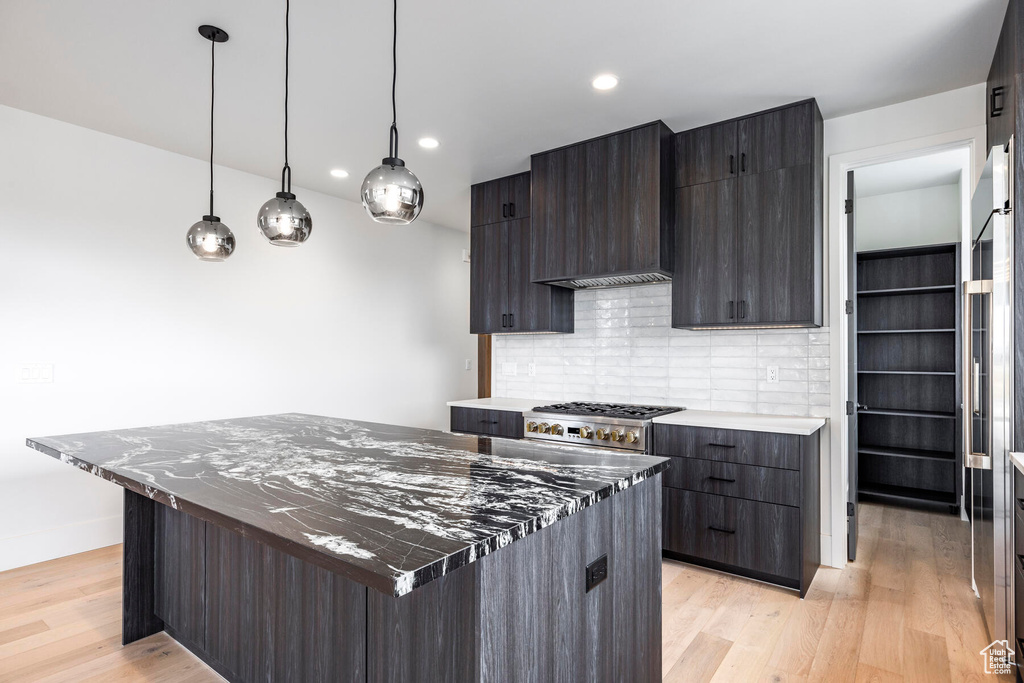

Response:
(845, 146), (972, 562)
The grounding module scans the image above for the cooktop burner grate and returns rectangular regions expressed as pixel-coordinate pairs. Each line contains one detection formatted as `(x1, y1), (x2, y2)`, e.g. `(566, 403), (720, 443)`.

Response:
(530, 401), (683, 420)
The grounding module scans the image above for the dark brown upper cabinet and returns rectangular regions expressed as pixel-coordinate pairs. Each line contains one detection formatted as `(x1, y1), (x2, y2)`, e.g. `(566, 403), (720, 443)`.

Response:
(470, 174), (573, 335)
(672, 99), (823, 329)
(470, 172), (530, 227)
(530, 121), (674, 287)
(676, 101), (815, 186)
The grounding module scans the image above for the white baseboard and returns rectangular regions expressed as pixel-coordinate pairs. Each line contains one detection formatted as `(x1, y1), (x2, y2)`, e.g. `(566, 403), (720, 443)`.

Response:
(0, 514), (123, 572)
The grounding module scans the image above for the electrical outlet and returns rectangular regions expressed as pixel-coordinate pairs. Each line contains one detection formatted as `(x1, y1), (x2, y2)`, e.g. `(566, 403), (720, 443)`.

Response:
(17, 363), (54, 384)
(766, 365), (779, 384)
(464, 359), (472, 371)
(528, 363), (536, 377)
(502, 362), (517, 376)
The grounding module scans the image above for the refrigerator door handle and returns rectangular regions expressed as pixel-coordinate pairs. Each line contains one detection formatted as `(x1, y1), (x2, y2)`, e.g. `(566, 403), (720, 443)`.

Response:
(964, 279), (994, 470)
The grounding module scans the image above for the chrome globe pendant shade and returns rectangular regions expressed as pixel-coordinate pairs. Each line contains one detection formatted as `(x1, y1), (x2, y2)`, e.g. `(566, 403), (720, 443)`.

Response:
(360, 0), (423, 225)
(257, 0), (312, 246)
(187, 25), (235, 262)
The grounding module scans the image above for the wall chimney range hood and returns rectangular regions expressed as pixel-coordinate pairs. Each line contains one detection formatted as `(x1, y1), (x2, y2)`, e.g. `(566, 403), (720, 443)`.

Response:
(529, 121), (675, 290)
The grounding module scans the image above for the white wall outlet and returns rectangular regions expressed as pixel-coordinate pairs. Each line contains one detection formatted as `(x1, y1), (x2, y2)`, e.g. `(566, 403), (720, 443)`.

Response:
(461, 249), (471, 263)
(766, 365), (779, 384)
(502, 362), (517, 376)
(464, 359), (472, 371)
(528, 363), (536, 377)
(18, 363), (54, 384)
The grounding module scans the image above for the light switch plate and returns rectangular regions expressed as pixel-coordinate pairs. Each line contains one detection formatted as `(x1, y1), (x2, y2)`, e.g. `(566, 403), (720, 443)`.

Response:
(464, 359), (472, 371)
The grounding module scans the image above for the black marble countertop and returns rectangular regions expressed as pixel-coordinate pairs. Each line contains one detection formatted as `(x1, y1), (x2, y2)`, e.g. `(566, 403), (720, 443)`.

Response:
(27, 413), (668, 597)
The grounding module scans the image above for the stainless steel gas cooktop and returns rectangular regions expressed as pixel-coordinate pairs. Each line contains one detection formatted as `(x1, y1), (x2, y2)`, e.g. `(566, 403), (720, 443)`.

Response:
(522, 401), (684, 453)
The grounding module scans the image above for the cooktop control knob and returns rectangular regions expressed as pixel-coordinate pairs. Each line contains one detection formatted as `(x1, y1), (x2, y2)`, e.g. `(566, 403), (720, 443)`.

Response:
(610, 429), (625, 442)
(539, 423), (550, 434)
(551, 424), (564, 436)
(625, 430), (639, 444)
(526, 421), (538, 433)
(595, 428), (610, 440)
(579, 426), (593, 439)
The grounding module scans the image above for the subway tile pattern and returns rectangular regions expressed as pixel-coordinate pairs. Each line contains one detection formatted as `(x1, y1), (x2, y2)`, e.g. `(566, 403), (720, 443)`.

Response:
(492, 283), (830, 418)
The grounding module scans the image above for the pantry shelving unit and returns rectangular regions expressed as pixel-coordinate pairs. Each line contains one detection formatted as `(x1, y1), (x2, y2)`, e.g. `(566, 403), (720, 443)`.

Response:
(855, 243), (961, 513)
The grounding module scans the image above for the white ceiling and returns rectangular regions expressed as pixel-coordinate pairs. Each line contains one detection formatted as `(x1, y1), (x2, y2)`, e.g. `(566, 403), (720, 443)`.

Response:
(855, 148), (969, 197)
(0, 0), (1006, 231)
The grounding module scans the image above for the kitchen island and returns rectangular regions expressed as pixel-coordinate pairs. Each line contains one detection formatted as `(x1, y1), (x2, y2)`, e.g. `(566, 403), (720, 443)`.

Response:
(27, 413), (667, 683)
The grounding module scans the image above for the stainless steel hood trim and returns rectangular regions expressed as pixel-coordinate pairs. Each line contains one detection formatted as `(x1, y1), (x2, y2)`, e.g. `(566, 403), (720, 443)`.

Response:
(544, 272), (672, 290)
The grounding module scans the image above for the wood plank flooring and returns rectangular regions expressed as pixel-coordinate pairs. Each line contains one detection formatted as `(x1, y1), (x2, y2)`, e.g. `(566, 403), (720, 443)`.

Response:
(0, 502), (1011, 682)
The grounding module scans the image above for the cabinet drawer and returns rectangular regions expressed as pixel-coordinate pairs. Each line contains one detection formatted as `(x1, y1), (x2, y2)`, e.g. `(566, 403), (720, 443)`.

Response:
(450, 407), (523, 439)
(654, 424), (801, 470)
(663, 488), (800, 580)
(662, 456), (800, 507)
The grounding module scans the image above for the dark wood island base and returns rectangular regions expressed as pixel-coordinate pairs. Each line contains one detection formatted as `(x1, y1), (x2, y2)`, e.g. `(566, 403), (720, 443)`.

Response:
(122, 475), (662, 683)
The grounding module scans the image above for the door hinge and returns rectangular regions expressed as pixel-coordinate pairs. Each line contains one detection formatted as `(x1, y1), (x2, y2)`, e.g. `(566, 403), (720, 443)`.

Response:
(845, 300), (853, 315)
(848, 502), (855, 517)
(846, 400), (854, 416)
(845, 199), (853, 214)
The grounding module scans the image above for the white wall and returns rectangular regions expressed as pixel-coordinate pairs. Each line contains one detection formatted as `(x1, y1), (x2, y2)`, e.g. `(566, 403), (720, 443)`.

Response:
(0, 105), (476, 571)
(493, 284), (829, 418)
(856, 184), (962, 251)
(823, 82), (987, 567)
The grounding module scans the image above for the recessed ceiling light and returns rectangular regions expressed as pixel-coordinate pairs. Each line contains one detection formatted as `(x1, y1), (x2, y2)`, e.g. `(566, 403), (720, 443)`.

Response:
(330, 169), (349, 178)
(418, 137), (439, 149)
(592, 74), (619, 91)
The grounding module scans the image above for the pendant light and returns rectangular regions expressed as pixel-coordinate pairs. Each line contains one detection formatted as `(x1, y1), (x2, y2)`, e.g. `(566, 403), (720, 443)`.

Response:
(257, 0), (312, 245)
(360, 0), (424, 225)
(186, 25), (235, 261)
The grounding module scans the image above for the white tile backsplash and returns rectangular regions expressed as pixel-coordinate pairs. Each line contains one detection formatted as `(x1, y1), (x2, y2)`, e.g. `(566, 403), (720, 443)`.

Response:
(492, 283), (830, 418)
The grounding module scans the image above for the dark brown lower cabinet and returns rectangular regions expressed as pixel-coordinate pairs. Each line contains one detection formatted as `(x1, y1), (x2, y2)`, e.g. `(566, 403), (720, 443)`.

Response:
(656, 424), (820, 597)
(126, 476), (663, 682)
(450, 407), (523, 439)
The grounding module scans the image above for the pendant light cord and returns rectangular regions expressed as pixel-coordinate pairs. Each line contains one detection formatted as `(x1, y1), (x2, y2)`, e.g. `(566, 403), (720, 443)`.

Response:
(209, 37), (216, 217)
(388, 0), (398, 160)
(282, 0), (292, 193)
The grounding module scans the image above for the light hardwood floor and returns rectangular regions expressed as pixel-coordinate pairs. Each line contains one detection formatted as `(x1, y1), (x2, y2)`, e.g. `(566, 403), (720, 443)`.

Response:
(0, 502), (1011, 682)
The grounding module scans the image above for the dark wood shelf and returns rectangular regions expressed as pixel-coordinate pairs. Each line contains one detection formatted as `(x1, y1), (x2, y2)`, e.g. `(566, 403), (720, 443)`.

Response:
(855, 243), (961, 513)
(857, 370), (956, 376)
(857, 285), (956, 297)
(858, 482), (956, 505)
(859, 445), (956, 462)
(857, 328), (956, 335)
(859, 408), (956, 419)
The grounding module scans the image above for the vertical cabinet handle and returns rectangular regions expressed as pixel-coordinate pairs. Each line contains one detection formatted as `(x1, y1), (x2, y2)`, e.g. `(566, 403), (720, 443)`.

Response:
(741, 153), (746, 173)
(728, 301), (735, 319)
(509, 313), (514, 328)
(740, 301), (747, 319)
(729, 155), (735, 175)
(992, 86), (1006, 117)
(509, 202), (515, 217)
(502, 314), (508, 328)
(502, 203), (508, 218)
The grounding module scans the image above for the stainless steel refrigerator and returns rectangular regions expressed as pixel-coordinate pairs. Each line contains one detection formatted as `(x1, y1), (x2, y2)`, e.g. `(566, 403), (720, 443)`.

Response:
(968, 140), (1016, 647)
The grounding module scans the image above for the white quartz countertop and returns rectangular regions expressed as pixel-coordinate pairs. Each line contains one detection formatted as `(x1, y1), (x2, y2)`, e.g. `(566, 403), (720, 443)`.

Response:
(652, 410), (826, 436)
(447, 399), (826, 435)
(446, 397), (550, 413)
(1011, 451), (1024, 475)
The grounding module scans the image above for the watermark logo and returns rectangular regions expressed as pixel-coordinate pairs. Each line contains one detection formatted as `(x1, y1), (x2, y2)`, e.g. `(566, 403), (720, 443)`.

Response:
(980, 639), (1015, 675)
